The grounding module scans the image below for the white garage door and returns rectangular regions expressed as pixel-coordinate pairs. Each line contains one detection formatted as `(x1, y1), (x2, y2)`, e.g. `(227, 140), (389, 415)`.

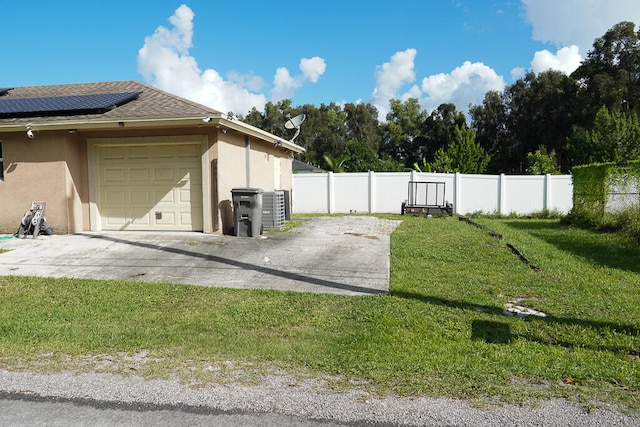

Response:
(98, 144), (203, 231)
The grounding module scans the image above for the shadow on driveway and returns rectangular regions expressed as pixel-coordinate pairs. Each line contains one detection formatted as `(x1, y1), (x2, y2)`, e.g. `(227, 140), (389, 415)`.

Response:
(0, 217), (402, 296)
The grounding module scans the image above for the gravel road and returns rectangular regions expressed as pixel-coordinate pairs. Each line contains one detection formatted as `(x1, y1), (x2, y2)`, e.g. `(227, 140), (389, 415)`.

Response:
(0, 369), (638, 426)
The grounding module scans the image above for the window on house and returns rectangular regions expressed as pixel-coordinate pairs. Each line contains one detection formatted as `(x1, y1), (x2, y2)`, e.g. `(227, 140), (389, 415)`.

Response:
(0, 142), (3, 181)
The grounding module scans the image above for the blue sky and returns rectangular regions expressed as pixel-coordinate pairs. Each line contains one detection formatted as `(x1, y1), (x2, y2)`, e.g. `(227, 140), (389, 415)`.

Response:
(2, 1), (639, 119)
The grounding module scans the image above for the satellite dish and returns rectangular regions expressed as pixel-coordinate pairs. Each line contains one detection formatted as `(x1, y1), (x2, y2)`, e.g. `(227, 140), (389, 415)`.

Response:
(284, 114), (305, 142)
(285, 113), (305, 129)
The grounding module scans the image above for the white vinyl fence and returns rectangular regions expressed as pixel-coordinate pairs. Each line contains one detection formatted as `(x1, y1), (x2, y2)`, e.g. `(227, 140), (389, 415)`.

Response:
(292, 171), (573, 215)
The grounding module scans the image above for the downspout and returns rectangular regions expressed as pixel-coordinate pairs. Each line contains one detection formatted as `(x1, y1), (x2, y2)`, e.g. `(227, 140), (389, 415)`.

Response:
(245, 135), (251, 187)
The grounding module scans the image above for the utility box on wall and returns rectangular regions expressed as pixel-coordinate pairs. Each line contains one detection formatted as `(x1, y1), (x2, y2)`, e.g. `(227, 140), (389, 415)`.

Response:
(262, 191), (286, 229)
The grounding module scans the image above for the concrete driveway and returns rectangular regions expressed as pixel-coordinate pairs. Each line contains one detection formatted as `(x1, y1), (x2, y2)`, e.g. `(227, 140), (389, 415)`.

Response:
(0, 216), (402, 296)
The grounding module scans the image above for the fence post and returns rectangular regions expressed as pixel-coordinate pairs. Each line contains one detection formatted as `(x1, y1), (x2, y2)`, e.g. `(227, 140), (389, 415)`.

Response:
(544, 174), (551, 211)
(454, 172), (461, 214)
(368, 170), (375, 213)
(327, 172), (334, 214)
(499, 173), (506, 215)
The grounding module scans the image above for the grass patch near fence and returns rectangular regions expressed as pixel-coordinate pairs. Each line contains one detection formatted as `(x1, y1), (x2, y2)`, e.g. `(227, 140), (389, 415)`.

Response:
(0, 216), (639, 412)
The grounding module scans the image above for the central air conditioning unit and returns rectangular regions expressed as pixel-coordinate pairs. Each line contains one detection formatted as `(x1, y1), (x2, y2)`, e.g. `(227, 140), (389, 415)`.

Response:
(262, 191), (286, 229)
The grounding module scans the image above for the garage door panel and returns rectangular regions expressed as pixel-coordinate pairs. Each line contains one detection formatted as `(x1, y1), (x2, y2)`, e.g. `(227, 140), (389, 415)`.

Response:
(180, 212), (194, 225)
(173, 144), (200, 158)
(98, 144), (203, 231)
(153, 167), (175, 181)
(151, 145), (177, 158)
(104, 190), (126, 204)
(130, 190), (151, 204)
(129, 146), (151, 159)
(179, 167), (200, 181)
(129, 168), (149, 182)
(178, 188), (192, 203)
(130, 212), (152, 226)
(103, 215), (126, 227)
(105, 168), (125, 182)
(157, 190), (176, 203)
(155, 212), (175, 226)
(103, 147), (127, 160)
(101, 211), (151, 227)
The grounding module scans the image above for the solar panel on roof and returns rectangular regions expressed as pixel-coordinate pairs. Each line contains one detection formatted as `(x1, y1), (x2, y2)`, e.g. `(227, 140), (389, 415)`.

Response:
(0, 91), (142, 117)
(0, 88), (12, 96)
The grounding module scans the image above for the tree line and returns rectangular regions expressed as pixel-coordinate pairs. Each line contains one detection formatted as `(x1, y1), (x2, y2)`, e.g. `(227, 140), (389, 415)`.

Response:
(242, 22), (640, 174)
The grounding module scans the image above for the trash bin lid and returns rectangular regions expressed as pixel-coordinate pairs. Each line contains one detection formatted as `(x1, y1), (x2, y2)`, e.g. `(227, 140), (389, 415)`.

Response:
(231, 187), (264, 194)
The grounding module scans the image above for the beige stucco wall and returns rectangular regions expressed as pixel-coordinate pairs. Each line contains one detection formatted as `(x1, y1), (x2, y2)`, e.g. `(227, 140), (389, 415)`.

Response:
(215, 129), (293, 193)
(214, 129), (293, 233)
(0, 131), (74, 234)
(0, 125), (295, 235)
(64, 132), (90, 233)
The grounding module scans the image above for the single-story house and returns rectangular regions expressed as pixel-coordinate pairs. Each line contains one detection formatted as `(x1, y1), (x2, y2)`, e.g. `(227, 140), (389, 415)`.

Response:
(0, 80), (304, 234)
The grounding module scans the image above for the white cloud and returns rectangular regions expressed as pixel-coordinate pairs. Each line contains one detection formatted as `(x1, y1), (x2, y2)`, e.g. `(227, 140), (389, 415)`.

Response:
(226, 70), (265, 93)
(402, 85), (422, 101)
(521, 0), (639, 81)
(420, 61), (506, 114)
(271, 57), (327, 102)
(300, 57), (326, 83)
(511, 67), (526, 81)
(370, 48), (417, 118)
(271, 67), (296, 101)
(530, 45), (583, 75)
(370, 50), (506, 119)
(137, 5), (325, 115)
(521, 0), (640, 53)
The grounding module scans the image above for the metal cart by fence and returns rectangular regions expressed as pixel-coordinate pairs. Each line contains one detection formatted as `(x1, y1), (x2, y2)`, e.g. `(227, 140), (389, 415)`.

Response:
(401, 181), (453, 216)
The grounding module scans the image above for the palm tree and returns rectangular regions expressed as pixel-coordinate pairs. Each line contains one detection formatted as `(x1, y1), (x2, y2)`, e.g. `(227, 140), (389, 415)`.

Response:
(323, 154), (349, 172)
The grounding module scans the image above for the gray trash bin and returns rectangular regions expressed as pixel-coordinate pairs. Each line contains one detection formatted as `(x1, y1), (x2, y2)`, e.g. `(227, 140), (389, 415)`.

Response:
(231, 188), (264, 237)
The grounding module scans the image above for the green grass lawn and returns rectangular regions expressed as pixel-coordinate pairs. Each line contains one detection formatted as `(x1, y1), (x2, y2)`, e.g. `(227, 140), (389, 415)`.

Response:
(0, 215), (638, 412)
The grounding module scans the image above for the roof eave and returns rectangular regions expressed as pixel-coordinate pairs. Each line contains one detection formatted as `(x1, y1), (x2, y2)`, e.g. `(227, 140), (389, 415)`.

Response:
(210, 114), (305, 154)
(0, 117), (209, 132)
(0, 115), (306, 154)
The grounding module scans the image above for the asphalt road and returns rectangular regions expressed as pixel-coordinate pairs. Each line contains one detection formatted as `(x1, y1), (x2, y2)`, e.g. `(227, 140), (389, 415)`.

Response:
(0, 393), (357, 427)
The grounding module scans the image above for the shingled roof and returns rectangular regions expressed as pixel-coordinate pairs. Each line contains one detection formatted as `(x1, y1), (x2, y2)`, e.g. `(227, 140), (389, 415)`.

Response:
(0, 80), (221, 126)
(293, 159), (325, 173)
(0, 80), (306, 153)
